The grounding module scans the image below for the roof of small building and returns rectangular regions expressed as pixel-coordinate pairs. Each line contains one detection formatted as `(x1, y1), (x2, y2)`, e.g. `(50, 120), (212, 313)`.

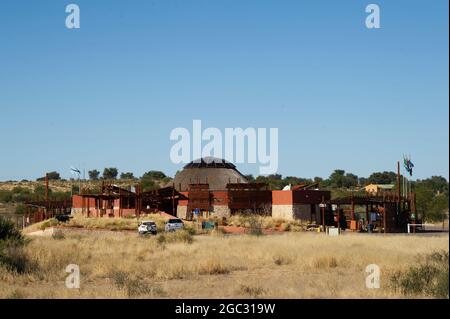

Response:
(365, 184), (395, 189)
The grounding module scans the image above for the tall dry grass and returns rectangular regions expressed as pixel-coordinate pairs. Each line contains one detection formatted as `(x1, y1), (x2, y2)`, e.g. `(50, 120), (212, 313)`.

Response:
(0, 230), (448, 299)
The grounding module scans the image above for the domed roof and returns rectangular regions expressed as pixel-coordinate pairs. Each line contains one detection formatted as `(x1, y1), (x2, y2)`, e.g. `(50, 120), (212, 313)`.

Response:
(172, 157), (248, 191)
(183, 157), (236, 169)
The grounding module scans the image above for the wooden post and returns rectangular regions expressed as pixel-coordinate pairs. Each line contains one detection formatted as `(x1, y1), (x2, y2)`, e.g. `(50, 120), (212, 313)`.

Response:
(336, 204), (340, 229)
(321, 196), (325, 230)
(172, 183), (175, 216)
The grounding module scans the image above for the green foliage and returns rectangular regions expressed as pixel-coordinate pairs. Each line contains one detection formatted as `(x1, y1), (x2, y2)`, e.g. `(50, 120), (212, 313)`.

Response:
(414, 178), (449, 222)
(326, 170), (359, 188)
(0, 217), (25, 244)
(140, 170), (169, 191)
(11, 187), (33, 202)
(15, 204), (26, 215)
(120, 172), (135, 180)
(0, 244), (37, 274)
(367, 171), (397, 185)
(88, 169), (100, 180)
(142, 171), (166, 180)
(36, 171), (61, 181)
(0, 190), (13, 203)
(417, 176), (449, 195)
(51, 191), (71, 201)
(103, 167), (119, 180)
(141, 177), (158, 192)
(0, 217), (35, 274)
(390, 251), (449, 298)
(34, 184), (51, 199)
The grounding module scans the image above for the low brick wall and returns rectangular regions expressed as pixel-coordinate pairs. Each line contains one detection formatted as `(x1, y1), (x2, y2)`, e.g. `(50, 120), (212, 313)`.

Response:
(272, 204), (312, 222)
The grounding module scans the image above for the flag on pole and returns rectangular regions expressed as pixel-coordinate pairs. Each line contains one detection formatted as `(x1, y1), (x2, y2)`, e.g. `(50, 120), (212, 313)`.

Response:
(403, 155), (414, 176)
(70, 166), (81, 176)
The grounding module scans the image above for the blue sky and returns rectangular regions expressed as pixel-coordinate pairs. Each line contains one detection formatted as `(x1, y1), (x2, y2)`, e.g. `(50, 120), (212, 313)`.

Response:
(0, 0), (448, 181)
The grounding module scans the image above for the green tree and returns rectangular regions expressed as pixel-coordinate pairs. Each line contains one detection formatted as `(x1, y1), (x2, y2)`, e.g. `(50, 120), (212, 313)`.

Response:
(415, 184), (435, 221)
(328, 170), (346, 188)
(141, 178), (158, 192)
(34, 185), (52, 199)
(88, 170), (100, 180)
(343, 173), (359, 188)
(314, 176), (324, 185)
(428, 195), (449, 222)
(36, 171), (61, 181)
(0, 190), (13, 203)
(418, 176), (449, 195)
(367, 171), (397, 185)
(120, 172), (135, 180)
(11, 187), (33, 203)
(103, 168), (118, 180)
(142, 171), (166, 180)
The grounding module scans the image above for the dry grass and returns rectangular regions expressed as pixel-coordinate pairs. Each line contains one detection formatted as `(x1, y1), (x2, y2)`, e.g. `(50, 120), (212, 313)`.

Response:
(225, 215), (305, 231)
(23, 214), (180, 234)
(0, 230), (448, 299)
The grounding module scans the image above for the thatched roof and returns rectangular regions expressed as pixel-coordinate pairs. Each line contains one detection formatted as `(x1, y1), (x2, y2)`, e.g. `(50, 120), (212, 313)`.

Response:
(171, 158), (249, 191)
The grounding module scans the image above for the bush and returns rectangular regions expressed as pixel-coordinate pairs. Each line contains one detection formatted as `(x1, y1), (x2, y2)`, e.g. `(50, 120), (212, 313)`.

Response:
(197, 260), (231, 275)
(0, 243), (37, 274)
(52, 229), (65, 240)
(390, 251), (449, 298)
(0, 217), (35, 274)
(239, 284), (266, 298)
(110, 270), (164, 298)
(162, 230), (194, 244)
(0, 217), (25, 244)
(0, 190), (13, 203)
(247, 216), (263, 236)
(39, 218), (59, 231)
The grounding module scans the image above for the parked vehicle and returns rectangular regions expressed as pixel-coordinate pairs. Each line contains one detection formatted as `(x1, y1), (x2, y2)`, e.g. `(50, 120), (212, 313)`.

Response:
(138, 221), (157, 235)
(165, 218), (184, 232)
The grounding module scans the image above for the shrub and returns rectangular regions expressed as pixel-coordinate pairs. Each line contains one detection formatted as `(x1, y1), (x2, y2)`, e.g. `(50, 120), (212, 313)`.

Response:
(39, 218), (59, 231)
(273, 255), (292, 266)
(197, 260), (231, 275)
(0, 217), (25, 244)
(390, 250), (449, 298)
(110, 270), (164, 298)
(0, 243), (37, 274)
(52, 229), (65, 240)
(247, 216), (263, 236)
(0, 217), (35, 274)
(239, 284), (266, 298)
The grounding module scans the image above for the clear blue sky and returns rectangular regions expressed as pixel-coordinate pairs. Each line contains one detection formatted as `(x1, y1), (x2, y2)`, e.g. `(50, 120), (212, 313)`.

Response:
(0, 0), (448, 181)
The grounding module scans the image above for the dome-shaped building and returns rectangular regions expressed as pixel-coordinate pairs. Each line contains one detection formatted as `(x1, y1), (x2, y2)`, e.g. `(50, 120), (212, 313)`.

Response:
(172, 157), (249, 192)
